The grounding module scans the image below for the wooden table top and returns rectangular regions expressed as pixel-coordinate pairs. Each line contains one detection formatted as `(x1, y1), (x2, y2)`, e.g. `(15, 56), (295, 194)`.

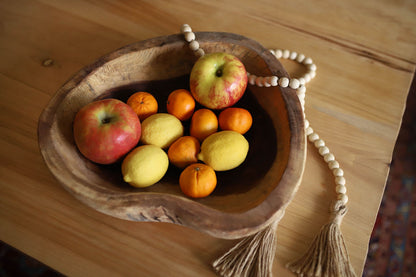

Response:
(1, 1), (415, 276)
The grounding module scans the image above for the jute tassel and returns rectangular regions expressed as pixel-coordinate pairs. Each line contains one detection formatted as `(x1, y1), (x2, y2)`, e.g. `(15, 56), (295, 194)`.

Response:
(286, 200), (357, 277)
(212, 220), (279, 277)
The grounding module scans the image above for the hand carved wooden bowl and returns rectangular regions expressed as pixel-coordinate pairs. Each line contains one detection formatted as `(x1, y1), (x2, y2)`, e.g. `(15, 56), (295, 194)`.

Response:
(38, 32), (306, 239)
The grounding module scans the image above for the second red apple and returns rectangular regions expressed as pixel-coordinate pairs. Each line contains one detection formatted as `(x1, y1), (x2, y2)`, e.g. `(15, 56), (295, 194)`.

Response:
(73, 98), (141, 164)
(189, 52), (247, 110)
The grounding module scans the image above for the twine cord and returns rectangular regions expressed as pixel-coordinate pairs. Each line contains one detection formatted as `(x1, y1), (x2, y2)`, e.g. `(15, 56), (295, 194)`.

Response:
(180, 24), (356, 277)
(212, 220), (279, 277)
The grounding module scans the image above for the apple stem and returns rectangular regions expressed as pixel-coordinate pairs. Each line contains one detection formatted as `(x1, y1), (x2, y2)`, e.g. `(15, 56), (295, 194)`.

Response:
(215, 69), (223, 77)
(102, 117), (111, 124)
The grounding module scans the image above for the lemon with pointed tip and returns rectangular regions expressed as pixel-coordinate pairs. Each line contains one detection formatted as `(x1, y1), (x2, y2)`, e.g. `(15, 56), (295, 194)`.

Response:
(140, 113), (184, 149)
(197, 130), (249, 171)
(122, 145), (169, 188)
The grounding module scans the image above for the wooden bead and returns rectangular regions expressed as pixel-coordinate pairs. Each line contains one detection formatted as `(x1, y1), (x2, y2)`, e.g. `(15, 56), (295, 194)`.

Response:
(297, 85), (306, 95)
(255, 76), (264, 87)
(181, 24), (192, 33)
(333, 168), (344, 177)
(248, 74), (257, 85)
(337, 194), (349, 204)
(290, 51), (298, 60)
(263, 76), (271, 87)
(303, 57), (313, 65)
(308, 63), (317, 71)
(304, 119), (310, 129)
(282, 49), (290, 59)
(300, 99), (305, 108)
(195, 48), (205, 57)
(189, 40), (199, 51)
(270, 76), (278, 86)
(319, 146), (330, 155)
(324, 153), (335, 162)
(335, 176), (346, 186)
(279, 77), (289, 87)
(336, 184), (347, 194)
(328, 160), (340, 169)
(298, 94), (305, 102)
(184, 31), (195, 42)
(296, 53), (305, 63)
(289, 78), (300, 89)
(314, 139), (325, 148)
(308, 132), (319, 142)
(274, 49), (282, 58)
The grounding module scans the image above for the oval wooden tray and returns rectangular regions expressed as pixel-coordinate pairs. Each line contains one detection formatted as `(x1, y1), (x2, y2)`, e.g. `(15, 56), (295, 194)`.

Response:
(38, 32), (306, 239)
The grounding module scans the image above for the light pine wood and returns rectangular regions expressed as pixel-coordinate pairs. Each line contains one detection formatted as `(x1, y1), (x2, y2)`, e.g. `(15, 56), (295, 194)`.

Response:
(1, 1), (415, 276)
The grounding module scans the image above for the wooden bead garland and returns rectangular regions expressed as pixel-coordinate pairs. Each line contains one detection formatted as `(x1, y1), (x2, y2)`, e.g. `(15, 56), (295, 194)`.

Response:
(180, 24), (356, 277)
(263, 49), (349, 205)
(181, 24), (205, 57)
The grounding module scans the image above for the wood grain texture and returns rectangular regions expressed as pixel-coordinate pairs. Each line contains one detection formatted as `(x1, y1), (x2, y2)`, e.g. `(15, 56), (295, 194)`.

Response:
(1, 0), (415, 276)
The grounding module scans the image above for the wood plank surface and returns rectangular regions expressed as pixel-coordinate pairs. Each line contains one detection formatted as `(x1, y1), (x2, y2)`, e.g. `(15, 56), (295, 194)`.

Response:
(1, 0), (415, 276)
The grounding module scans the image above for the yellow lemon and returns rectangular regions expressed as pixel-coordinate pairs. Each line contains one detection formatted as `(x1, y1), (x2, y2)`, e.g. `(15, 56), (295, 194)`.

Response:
(197, 130), (249, 171)
(140, 113), (184, 149)
(122, 145), (169, 188)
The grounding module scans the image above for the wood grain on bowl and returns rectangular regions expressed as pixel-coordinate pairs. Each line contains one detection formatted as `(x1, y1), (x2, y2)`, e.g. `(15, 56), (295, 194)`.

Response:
(38, 32), (306, 239)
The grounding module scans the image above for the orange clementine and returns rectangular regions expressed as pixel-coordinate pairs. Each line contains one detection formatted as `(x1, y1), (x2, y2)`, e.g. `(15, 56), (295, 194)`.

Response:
(127, 91), (158, 121)
(218, 107), (253, 135)
(190, 109), (218, 141)
(179, 163), (217, 198)
(168, 136), (200, 168)
(166, 89), (195, 121)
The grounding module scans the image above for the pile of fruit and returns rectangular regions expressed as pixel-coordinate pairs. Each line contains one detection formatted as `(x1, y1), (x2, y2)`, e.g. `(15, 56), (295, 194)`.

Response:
(73, 52), (252, 198)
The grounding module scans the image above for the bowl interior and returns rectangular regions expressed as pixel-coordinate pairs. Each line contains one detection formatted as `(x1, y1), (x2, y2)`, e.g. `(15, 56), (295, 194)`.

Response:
(88, 74), (279, 212)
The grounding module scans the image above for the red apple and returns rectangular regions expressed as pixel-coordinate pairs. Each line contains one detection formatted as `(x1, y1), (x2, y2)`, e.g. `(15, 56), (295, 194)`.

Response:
(189, 52), (247, 109)
(73, 98), (141, 164)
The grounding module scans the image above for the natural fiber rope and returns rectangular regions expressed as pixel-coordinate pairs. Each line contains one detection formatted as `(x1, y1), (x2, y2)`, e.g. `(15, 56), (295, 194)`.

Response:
(212, 220), (279, 277)
(180, 24), (356, 277)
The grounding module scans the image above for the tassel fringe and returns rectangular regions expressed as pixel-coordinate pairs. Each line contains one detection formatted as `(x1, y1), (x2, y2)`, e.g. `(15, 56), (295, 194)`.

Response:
(212, 220), (279, 277)
(287, 201), (357, 277)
